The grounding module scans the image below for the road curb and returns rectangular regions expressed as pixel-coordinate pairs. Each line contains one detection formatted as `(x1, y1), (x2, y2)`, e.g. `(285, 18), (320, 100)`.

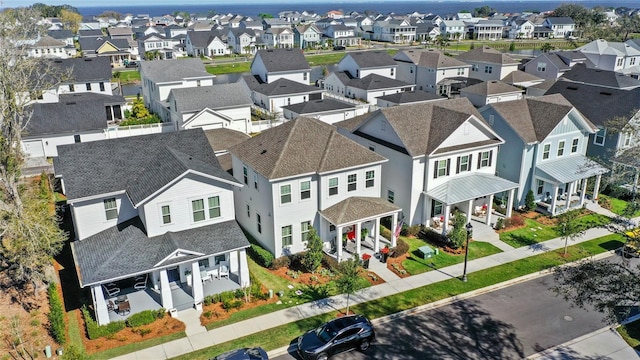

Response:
(525, 326), (618, 359)
(267, 250), (615, 359)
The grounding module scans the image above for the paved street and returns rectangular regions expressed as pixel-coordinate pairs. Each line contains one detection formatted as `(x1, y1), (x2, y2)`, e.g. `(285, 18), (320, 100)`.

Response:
(273, 274), (609, 360)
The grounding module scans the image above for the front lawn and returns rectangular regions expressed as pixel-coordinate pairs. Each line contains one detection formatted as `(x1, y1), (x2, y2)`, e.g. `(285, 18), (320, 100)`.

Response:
(499, 218), (559, 248)
(205, 62), (251, 75)
(113, 69), (140, 83)
(618, 319), (640, 351)
(599, 194), (640, 218)
(401, 237), (502, 275)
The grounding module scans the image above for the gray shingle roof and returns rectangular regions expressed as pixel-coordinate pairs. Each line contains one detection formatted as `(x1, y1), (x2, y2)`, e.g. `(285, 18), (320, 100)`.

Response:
(24, 101), (107, 137)
(546, 17), (575, 25)
(560, 63), (640, 90)
(394, 49), (469, 69)
(282, 98), (355, 114)
(501, 70), (543, 85)
(456, 46), (519, 65)
(50, 57), (112, 82)
(78, 37), (130, 53)
(47, 29), (74, 40)
(254, 48), (310, 73)
(376, 90), (446, 104)
(242, 75), (322, 96)
(170, 83), (251, 113)
(229, 117), (387, 180)
(71, 217), (250, 286)
(319, 197), (400, 225)
(460, 80), (523, 96)
(344, 51), (397, 69)
(347, 73), (412, 91)
(338, 98), (491, 157)
(54, 129), (238, 203)
(140, 58), (213, 83)
(487, 94), (593, 143)
(186, 30), (216, 48)
(58, 92), (125, 105)
(545, 80), (640, 127)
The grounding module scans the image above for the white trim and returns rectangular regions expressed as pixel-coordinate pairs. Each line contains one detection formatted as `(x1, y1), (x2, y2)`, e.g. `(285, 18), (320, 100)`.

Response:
(153, 248), (205, 267)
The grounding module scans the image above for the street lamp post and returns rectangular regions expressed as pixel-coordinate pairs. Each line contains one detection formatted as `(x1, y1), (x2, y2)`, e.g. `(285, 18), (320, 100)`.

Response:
(462, 222), (473, 282)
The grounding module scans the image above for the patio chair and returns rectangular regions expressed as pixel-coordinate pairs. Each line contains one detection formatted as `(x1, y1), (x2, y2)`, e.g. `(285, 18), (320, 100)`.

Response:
(218, 261), (229, 279)
(133, 275), (148, 290)
(107, 300), (115, 312)
(102, 283), (120, 297)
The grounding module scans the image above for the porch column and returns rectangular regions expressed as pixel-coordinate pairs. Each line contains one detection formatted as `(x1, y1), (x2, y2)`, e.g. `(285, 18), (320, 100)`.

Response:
(486, 194), (494, 226)
(565, 181), (574, 209)
(466, 199), (473, 224)
(391, 212), (398, 247)
(550, 185), (559, 215)
(442, 204), (451, 235)
(374, 217), (381, 252)
(237, 249), (250, 287)
(593, 174), (602, 201)
(423, 195), (431, 226)
(92, 285), (110, 326)
(580, 178), (588, 206)
(337, 225), (343, 261)
(191, 262), (204, 310)
(355, 222), (362, 256)
(159, 269), (173, 310)
(506, 189), (515, 218)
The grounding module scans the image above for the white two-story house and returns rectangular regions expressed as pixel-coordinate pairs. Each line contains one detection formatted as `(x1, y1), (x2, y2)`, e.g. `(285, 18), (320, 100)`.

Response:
(543, 17), (575, 38)
(480, 94), (609, 215)
(230, 117), (401, 260)
(456, 46), (520, 82)
(251, 48), (311, 85)
(577, 39), (640, 75)
(394, 48), (471, 96)
(55, 129), (251, 326)
(337, 51), (397, 80)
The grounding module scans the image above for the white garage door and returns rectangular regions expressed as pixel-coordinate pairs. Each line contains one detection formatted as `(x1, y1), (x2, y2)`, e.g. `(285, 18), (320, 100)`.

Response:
(23, 140), (45, 158)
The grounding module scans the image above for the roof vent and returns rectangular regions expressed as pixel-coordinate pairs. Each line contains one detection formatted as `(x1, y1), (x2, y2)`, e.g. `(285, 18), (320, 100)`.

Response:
(599, 91), (612, 96)
(65, 102), (76, 105)
(260, 149), (267, 154)
(84, 58), (92, 61)
(567, 86), (578, 90)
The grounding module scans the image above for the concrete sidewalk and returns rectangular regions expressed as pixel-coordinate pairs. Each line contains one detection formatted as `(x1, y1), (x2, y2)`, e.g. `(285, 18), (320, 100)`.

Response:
(111, 218), (631, 360)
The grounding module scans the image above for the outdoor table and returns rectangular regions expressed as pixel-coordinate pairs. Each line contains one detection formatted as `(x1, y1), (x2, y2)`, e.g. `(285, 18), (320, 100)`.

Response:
(116, 294), (128, 304)
(117, 300), (130, 316)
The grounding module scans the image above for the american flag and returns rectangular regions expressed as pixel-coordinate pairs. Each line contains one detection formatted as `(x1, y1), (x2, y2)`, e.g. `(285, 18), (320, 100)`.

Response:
(393, 219), (404, 238)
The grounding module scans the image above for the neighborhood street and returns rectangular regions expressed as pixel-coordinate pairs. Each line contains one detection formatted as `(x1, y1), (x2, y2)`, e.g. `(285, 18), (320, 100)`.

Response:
(273, 271), (617, 360)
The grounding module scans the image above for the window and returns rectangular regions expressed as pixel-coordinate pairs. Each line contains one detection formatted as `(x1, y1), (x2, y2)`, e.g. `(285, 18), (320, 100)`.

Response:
(537, 62), (546, 72)
(365, 170), (375, 188)
(557, 140), (565, 157)
(69, 84), (74, 92)
(471, 64), (479, 72)
(280, 184), (291, 204)
(387, 189), (395, 203)
(303, 72), (308, 81)
(214, 254), (226, 265)
(257, 213), (262, 233)
(432, 200), (443, 216)
(390, 68), (394, 76)
(347, 174), (357, 191)
(457, 155), (471, 173)
(243, 166), (248, 184)
(571, 138), (579, 153)
(594, 129), (606, 146)
(99, 82), (105, 92)
(478, 151), (491, 168)
(74, 134), (81, 143)
(208, 196), (220, 218)
(161, 205), (171, 224)
(631, 58), (637, 66)
(282, 225), (292, 247)
(197, 80), (201, 87)
(542, 143), (551, 159)
(254, 173), (258, 190)
(246, 204), (250, 217)
(537, 179), (544, 195)
(457, 67), (465, 75)
(616, 58), (623, 67)
(329, 177), (338, 196)
(198, 258), (210, 268)
(300, 181), (311, 199)
(434, 159), (449, 178)
(624, 133), (633, 147)
(192, 199), (205, 222)
(86, 83), (91, 91)
(484, 65), (493, 74)
(301, 221), (311, 243)
(104, 198), (118, 220)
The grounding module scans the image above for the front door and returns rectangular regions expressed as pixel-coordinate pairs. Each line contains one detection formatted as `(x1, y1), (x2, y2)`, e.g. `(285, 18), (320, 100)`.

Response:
(167, 267), (179, 283)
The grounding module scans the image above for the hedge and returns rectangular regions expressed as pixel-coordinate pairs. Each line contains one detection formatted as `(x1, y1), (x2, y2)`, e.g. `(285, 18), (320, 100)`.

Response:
(82, 306), (126, 340)
(126, 309), (160, 327)
(249, 244), (274, 268)
(47, 283), (66, 345)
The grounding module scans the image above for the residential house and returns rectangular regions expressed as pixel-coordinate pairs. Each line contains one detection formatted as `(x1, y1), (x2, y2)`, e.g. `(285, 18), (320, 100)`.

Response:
(78, 29), (104, 38)
(500, 70), (544, 88)
(479, 94), (608, 215)
(24, 35), (71, 59)
(262, 27), (294, 49)
(559, 63), (640, 90)
(335, 98), (518, 232)
(230, 117), (400, 259)
(314, 17), (341, 29)
(372, 19), (416, 43)
(457, 46), (520, 81)
(137, 33), (184, 60)
(251, 48), (311, 85)
(337, 51), (398, 80)
(165, 24), (189, 38)
(227, 29), (257, 54)
(79, 36), (134, 67)
(186, 30), (229, 57)
(240, 20), (264, 31)
(282, 98), (365, 124)
(140, 58), (215, 121)
(577, 39), (640, 76)
(393, 48), (472, 96)
(32, 57), (114, 103)
(108, 27), (134, 40)
(522, 50), (587, 80)
(47, 30), (75, 47)
(167, 83), (252, 133)
(202, 128), (251, 173)
(242, 75), (324, 113)
(262, 18), (292, 30)
(473, 20), (504, 41)
(294, 24), (323, 49)
(414, 23), (440, 43)
(375, 90), (445, 108)
(543, 17), (575, 38)
(79, 16), (101, 30)
(439, 20), (466, 40)
(460, 80), (523, 107)
(508, 19), (535, 39)
(324, 25), (360, 47)
(55, 129), (250, 326)
(322, 71), (414, 104)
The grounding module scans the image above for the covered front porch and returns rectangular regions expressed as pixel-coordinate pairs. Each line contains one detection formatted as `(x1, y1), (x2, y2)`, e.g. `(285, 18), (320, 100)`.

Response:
(423, 173), (519, 234)
(534, 156), (609, 216)
(318, 196), (402, 262)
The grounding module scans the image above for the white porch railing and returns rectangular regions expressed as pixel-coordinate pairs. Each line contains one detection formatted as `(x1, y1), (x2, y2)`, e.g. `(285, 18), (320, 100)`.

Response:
(105, 122), (176, 138)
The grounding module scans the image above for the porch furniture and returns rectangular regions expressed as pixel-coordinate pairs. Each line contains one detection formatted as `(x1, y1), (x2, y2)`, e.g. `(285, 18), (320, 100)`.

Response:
(201, 270), (211, 283)
(117, 300), (130, 316)
(218, 262), (229, 279)
(102, 283), (120, 297)
(418, 245), (437, 260)
(431, 217), (442, 228)
(474, 206), (487, 217)
(134, 275), (148, 290)
(107, 300), (116, 312)
(116, 294), (128, 304)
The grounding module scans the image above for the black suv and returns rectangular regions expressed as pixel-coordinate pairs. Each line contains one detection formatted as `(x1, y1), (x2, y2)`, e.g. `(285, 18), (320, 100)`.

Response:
(297, 315), (375, 360)
(332, 45), (346, 51)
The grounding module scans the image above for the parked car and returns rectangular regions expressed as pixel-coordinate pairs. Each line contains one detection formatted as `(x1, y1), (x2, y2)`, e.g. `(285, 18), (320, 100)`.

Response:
(210, 347), (268, 360)
(333, 45), (346, 51)
(297, 315), (375, 360)
(125, 61), (138, 68)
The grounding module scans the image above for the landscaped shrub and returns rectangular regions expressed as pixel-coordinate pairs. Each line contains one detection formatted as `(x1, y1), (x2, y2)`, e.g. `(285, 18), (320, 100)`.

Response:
(400, 223), (410, 236)
(204, 295), (216, 305)
(419, 228), (449, 248)
(126, 310), (157, 327)
(322, 253), (340, 271)
(271, 255), (291, 270)
(495, 217), (505, 230)
(391, 238), (410, 258)
(82, 306), (126, 340)
(249, 244), (274, 268)
(47, 282), (66, 345)
(405, 225), (422, 237)
(222, 299), (243, 311)
(504, 214), (525, 228)
(525, 190), (536, 211)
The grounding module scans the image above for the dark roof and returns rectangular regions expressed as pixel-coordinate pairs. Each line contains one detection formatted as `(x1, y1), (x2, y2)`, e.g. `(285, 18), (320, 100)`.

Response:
(170, 83), (251, 112)
(546, 17), (575, 25)
(47, 29), (74, 40)
(347, 73), (411, 90)
(229, 117), (387, 180)
(49, 57), (112, 82)
(501, 70), (543, 85)
(394, 49), (469, 69)
(78, 29), (103, 37)
(58, 92), (126, 105)
(456, 46), (519, 65)
(254, 48), (310, 73)
(187, 30), (217, 48)
(25, 101), (107, 137)
(140, 58), (212, 83)
(460, 80), (523, 96)
(335, 98), (492, 156)
(282, 98), (356, 114)
(71, 217), (250, 286)
(242, 75), (322, 96)
(560, 63), (640, 90)
(78, 37), (130, 52)
(488, 93), (593, 143)
(545, 80), (640, 127)
(344, 51), (397, 69)
(54, 129), (238, 203)
(376, 90), (446, 104)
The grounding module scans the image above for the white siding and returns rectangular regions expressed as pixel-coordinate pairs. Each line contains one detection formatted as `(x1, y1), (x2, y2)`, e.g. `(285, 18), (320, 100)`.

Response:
(71, 193), (137, 240)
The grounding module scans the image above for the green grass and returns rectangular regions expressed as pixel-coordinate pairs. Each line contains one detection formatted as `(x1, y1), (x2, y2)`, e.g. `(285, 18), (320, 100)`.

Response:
(618, 319), (640, 350)
(499, 218), (559, 248)
(168, 234), (624, 360)
(113, 70), (140, 83)
(401, 237), (502, 275)
(91, 331), (187, 360)
(575, 213), (611, 228)
(205, 62), (251, 75)
(600, 194), (640, 217)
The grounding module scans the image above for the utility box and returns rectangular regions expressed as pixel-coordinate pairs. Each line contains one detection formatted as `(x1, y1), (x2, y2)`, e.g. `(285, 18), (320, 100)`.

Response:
(418, 245), (436, 260)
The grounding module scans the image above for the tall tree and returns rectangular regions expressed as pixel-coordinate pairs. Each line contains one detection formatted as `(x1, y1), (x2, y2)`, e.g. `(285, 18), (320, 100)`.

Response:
(0, 8), (67, 296)
(303, 227), (323, 273)
(335, 255), (361, 315)
(60, 9), (82, 34)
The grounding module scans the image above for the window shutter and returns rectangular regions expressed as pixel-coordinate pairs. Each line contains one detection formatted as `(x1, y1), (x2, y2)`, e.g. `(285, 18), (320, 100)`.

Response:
(477, 152), (481, 169)
(433, 161), (438, 178)
(446, 159), (451, 175)
(456, 156), (461, 174)
(468, 154), (473, 172)
(488, 151), (493, 166)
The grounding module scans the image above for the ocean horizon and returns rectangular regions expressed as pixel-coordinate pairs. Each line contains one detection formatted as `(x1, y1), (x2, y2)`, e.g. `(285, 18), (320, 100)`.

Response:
(78, 1), (637, 18)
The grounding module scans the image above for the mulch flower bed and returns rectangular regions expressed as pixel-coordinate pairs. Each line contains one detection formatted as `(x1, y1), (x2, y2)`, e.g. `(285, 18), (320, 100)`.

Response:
(200, 295), (279, 327)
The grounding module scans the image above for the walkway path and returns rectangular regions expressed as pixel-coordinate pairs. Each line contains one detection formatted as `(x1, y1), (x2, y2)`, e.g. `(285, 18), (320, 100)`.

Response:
(112, 205), (634, 360)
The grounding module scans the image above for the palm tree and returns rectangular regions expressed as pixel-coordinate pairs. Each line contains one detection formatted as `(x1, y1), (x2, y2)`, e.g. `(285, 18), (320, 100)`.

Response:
(435, 34), (450, 51)
(541, 42), (555, 53)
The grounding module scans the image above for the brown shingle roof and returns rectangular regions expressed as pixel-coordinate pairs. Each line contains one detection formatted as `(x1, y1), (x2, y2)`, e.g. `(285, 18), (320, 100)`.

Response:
(229, 117), (387, 180)
(319, 197), (401, 225)
(394, 49), (469, 69)
(460, 80), (523, 96)
(456, 46), (519, 65)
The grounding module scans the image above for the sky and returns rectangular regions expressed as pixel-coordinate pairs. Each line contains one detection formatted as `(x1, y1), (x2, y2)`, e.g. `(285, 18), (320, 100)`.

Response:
(4, 0), (349, 7)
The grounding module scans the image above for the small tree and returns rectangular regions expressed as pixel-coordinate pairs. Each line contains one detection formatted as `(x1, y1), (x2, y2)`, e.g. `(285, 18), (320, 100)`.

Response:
(335, 255), (361, 315)
(525, 190), (536, 211)
(541, 43), (555, 53)
(557, 210), (585, 256)
(129, 96), (151, 120)
(303, 227), (323, 273)
(448, 213), (468, 249)
(509, 41), (516, 51)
